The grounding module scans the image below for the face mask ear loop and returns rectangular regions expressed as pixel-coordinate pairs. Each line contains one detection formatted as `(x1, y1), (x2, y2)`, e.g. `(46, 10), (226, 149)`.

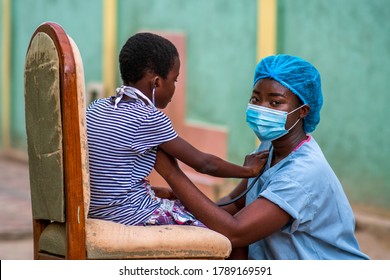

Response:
(287, 117), (301, 132)
(288, 104), (307, 115)
(286, 104), (306, 131)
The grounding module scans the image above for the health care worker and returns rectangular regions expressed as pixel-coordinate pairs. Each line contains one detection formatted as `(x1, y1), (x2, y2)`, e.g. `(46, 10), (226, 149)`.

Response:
(154, 54), (369, 260)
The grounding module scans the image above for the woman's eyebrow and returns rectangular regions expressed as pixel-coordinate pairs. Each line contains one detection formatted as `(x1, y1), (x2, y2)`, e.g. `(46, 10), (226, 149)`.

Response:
(268, 92), (287, 98)
(252, 89), (287, 98)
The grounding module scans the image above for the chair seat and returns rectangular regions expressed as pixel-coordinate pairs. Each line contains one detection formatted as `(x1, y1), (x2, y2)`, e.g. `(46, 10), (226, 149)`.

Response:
(39, 219), (231, 259)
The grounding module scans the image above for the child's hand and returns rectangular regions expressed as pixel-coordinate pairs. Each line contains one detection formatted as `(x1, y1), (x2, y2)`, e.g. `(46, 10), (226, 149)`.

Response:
(244, 150), (269, 176)
(151, 186), (177, 200)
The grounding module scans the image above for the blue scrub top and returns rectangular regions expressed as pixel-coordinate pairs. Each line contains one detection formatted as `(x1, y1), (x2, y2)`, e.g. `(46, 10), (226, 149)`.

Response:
(246, 136), (369, 260)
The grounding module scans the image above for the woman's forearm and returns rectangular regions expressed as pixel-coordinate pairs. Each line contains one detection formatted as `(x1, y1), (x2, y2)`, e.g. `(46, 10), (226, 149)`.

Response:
(162, 163), (243, 243)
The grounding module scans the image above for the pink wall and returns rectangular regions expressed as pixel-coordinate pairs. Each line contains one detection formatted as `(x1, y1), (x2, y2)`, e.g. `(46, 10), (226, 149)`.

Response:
(148, 33), (228, 200)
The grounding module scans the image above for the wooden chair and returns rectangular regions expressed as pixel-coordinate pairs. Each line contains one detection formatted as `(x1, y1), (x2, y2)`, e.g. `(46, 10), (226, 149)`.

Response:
(24, 22), (231, 260)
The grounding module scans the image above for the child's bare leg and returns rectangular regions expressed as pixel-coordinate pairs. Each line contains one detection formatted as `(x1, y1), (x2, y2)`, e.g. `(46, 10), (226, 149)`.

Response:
(228, 246), (248, 260)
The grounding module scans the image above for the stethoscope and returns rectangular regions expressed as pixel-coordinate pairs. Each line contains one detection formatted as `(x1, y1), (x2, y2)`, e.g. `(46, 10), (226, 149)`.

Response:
(217, 163), (266, 207)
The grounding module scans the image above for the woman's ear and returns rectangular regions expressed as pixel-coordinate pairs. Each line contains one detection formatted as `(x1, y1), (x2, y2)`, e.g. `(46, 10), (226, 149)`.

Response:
(300, 104), (310, 119)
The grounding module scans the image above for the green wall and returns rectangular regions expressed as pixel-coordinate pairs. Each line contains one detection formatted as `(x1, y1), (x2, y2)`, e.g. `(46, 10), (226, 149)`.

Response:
(4, 0), (388, 210)
(117, 0), (258, 163)
(4, 0), (258, 163)
(9, 0), (103, 150)
(277, 0), (390, 208)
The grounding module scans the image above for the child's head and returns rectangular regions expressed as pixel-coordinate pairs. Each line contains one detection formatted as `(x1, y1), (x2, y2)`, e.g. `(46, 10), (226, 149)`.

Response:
(119, 33), (180, 109)
(119, 32), (179, 84)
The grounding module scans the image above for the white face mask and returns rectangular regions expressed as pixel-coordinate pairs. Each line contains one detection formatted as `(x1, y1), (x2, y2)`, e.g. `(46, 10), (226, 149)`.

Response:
(246, 103), (305, 141)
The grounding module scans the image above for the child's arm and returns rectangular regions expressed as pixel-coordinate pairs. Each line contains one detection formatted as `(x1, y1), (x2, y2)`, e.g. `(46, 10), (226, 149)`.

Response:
(159, 136), (268, 178)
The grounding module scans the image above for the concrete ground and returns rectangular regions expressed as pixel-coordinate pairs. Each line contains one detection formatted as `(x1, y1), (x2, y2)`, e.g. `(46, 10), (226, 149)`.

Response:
(0, 154), (389, 260)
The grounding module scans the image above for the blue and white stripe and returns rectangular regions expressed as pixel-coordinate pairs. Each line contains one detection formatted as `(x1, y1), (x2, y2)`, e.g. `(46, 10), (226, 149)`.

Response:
(86, 97), (177, 225)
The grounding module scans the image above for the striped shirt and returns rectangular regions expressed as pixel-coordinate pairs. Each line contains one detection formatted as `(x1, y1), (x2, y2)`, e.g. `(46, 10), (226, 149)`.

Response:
(86, 97), (177, 225)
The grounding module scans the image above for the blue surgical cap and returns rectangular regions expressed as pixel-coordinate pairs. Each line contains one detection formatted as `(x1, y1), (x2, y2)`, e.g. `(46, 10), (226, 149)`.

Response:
(253, 54), (323, 133)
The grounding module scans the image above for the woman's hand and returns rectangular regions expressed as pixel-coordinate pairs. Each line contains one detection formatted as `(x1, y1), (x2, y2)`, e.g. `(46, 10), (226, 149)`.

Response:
(244, 150), (269, 176)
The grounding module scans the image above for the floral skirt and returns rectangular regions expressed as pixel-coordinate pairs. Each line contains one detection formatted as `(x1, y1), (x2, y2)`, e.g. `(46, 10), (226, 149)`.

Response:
(142, 183), (206, 228)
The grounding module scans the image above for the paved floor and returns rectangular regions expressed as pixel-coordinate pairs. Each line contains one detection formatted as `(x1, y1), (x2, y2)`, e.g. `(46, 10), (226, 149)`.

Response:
(0, 155), (33, 260)
(0, 154), (389, 260)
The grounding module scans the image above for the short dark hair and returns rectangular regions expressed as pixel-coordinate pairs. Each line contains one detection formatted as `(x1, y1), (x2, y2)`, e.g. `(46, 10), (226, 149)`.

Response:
(119, 32), (179, 84)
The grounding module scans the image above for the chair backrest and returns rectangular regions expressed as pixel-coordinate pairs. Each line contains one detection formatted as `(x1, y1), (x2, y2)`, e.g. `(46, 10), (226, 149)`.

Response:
(24, 22), (88, 259)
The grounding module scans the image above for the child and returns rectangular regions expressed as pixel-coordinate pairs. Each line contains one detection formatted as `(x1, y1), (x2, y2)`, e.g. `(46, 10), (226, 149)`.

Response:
(86, 32), (266, 227)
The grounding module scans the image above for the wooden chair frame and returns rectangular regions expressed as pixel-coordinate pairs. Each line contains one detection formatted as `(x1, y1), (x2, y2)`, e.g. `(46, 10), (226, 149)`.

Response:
(26, 22), (86, 259)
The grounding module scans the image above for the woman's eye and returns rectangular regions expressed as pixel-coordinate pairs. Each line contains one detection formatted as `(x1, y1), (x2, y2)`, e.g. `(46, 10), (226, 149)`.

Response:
(270, 100), (281, 106)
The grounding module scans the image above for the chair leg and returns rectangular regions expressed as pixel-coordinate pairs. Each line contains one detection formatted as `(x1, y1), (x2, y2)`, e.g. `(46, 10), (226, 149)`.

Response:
(32, 219), (50, 260)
